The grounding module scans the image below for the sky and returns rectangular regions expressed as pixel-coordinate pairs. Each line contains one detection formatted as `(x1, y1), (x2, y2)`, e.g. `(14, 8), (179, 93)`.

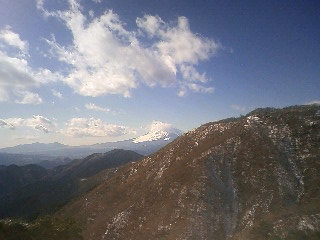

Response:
(0, 0), (319, 148)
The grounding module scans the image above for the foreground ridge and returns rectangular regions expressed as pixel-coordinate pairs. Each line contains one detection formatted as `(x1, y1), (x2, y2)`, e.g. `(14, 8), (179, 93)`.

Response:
(58, 105), (320, 240)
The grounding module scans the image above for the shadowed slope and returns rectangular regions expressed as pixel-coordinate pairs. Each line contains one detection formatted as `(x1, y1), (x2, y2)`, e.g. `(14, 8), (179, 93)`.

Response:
(0, 149), (143, 220)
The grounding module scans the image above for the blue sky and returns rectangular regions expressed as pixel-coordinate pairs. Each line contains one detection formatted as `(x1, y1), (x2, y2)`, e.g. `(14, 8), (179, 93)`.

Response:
(0, 0), (319, 148)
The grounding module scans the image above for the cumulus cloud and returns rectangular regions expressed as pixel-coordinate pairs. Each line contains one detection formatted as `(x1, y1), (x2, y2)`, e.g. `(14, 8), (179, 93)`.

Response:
(142, 120), (181, 135)
(148, 121), (174, 133)
(85, 103), (110, 112)
(39, 1), (219, 97)
(133, 120), (182, 143)
(0, 26), (62, 104)
(0, 115), (56, 133)
(139, 16), (218, 65)
(63, 117), (128, 137)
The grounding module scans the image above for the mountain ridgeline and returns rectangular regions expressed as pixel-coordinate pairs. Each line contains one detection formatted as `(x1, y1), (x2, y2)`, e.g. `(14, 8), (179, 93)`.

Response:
(56, 105), (320, 239)
(0, 105), (319, 240)
(0, 122), (183, 161)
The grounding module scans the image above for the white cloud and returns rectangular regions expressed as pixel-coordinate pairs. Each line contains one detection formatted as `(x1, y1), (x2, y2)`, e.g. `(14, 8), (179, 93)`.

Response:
(0, 119), (15, 129)
(136, 15), (164, 37)
(85, 103), (110, 112)
(52, 89), (63, 99)
(0, 26), (28, 54)
(36, 0), (55, 18)
(40, 1), (219, 97)
(133, 120), (181, 143)
(92, 0), (101, 3)
(148, 121), (174, 133)
(0, 51), (36, 86)
(231, 104), (246, 112)
(180, 65), (207, 83)
(0, 115), (56, 133)
(306, 100), (320, 105)
(187, 83), (214, 94)
(36, 0), (45, 10)
(44, 8), (139, 97)
(154, 16), (218, 65)
(89, 10), (94, 18)
(63, 117), (128, 137)
(14, 91), (43, 105)
(0, 26), (62, 104)
(177, 87), (187, 97)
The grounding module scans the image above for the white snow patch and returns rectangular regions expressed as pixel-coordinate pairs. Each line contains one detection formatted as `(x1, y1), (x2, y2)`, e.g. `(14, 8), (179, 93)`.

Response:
(133, 121), (181, 143)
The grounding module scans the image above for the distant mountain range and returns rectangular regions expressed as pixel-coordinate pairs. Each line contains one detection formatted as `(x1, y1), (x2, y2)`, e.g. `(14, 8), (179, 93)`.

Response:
(1, 105), (319, 239)
(0, 122), (182, 167)
(0, 152), (58, 167)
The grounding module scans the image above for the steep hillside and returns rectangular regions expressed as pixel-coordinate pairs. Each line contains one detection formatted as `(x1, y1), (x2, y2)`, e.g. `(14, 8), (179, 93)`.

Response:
(0, 164), (48, 197)
(37, 157), (73, 169)
(57, 105), (320, 240)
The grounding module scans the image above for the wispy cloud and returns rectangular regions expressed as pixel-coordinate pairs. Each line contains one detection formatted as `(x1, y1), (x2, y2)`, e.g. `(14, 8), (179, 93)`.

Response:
(14, 91), (43, 105)
(231, 104), (246, 112)
(52, 89), (63, 99)
(85, 103), (110, 112)
(187, 83), (214, 93)
(62, 117), (129, 137)
(0, 115), (56, 133)
(0, 25), (28, 55)
(13, 135), (40, 141)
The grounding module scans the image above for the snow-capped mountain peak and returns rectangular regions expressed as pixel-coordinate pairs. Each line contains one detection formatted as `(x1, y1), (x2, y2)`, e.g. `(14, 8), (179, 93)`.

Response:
(132, 121), (182, 143)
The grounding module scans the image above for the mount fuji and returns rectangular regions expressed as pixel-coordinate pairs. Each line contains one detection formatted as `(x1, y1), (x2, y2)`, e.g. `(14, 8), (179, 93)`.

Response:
(0, 121), (183, 166)
(87, 121), (183, 156)
(132, 121), (183, 143)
